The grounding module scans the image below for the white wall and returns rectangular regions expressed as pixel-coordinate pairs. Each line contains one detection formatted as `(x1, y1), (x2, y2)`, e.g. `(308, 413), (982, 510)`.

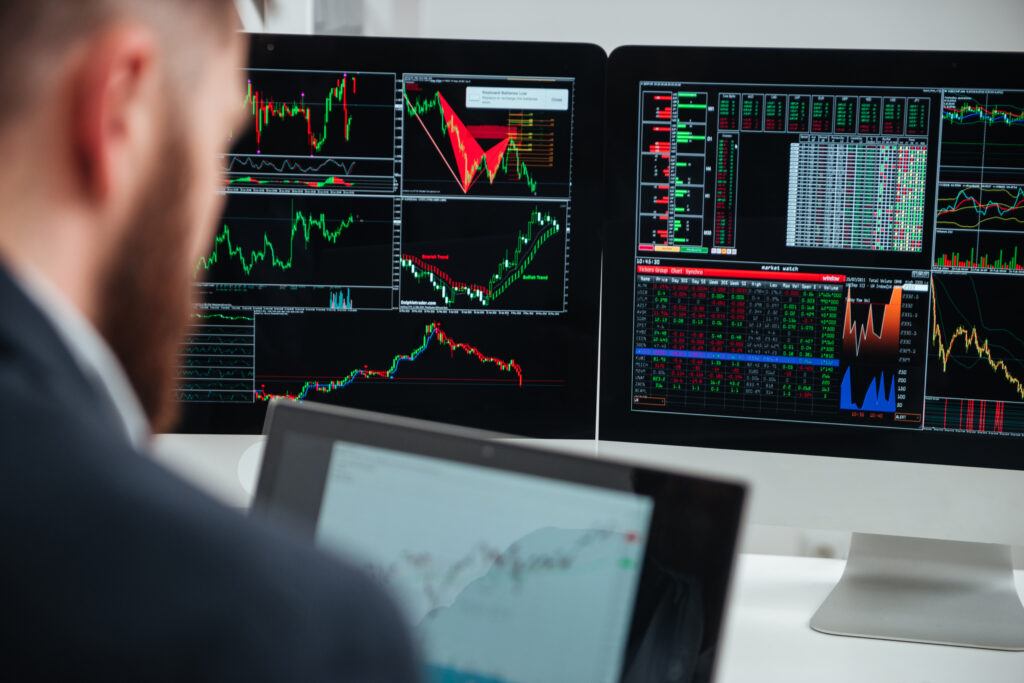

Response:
(364, 0), (1024, 53)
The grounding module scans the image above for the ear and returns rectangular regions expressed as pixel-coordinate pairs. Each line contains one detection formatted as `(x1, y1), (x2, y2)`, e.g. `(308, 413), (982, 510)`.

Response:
(70, 25), (159, 203)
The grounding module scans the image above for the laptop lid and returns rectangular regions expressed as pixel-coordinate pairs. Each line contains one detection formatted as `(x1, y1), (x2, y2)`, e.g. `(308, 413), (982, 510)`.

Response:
(253, 401), (745, 683)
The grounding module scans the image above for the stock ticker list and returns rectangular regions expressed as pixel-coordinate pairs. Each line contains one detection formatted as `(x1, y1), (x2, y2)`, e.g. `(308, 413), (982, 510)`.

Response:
(625, 78), (1013, 433)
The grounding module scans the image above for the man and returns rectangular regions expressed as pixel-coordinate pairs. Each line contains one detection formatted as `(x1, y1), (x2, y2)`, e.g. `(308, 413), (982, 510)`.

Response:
(0, 1), (419, 680)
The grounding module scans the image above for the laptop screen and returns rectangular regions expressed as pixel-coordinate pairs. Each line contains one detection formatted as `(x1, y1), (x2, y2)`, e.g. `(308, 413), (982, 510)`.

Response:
(253, 403), (745, 682)
(314, 440), (653, 683)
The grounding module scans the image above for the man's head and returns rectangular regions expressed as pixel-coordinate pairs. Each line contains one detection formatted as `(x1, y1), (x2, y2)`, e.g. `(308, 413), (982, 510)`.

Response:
(0, 1), (247, 432)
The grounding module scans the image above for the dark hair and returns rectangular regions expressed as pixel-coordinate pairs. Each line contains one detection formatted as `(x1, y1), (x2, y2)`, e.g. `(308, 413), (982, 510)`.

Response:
(0, 0), (237, 129)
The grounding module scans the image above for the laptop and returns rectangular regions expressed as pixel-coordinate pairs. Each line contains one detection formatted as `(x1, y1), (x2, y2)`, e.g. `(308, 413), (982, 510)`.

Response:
(253, 401), (746, 683)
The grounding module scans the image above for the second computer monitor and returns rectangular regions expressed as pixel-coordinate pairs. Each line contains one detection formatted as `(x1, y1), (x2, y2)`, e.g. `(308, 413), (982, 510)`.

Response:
(600, 46), (1024, 470)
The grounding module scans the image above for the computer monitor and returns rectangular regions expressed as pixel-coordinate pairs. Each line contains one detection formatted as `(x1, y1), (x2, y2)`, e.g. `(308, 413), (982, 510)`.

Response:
(599, 46), (1024, 649)
(174, 34), (605, 437)
(252, 401), (746, 683)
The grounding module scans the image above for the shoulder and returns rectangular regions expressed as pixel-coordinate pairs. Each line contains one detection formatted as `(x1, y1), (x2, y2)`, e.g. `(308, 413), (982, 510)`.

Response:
(0, 364), (420, 682)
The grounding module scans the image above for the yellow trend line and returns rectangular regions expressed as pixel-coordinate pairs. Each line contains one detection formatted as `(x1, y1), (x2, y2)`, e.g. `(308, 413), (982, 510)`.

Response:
(937, 217), (1024, 228)
(930, 281), (1024, 399)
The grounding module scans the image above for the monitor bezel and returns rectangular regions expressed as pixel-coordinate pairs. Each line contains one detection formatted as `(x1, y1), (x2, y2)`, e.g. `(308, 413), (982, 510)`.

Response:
(599, 45), (1024, 470)
(253, 400), (747, 683)
(178, 33), (607, 438)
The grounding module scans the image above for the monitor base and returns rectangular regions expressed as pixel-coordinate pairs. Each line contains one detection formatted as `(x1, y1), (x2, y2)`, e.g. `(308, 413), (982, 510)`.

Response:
(810, 532), (1024, 650)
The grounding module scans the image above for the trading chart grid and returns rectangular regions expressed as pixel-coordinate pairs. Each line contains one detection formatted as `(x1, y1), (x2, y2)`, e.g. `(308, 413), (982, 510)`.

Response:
(180, 67), (580, 425)
(630, 81), (1024, 438)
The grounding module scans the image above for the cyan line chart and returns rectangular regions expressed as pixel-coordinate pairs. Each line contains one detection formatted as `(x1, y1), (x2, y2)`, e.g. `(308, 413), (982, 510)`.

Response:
(936, 184), (1024, 229)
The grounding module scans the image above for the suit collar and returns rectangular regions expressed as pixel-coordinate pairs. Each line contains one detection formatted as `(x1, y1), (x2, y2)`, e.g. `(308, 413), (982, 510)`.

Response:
(0, 264), (128, 438)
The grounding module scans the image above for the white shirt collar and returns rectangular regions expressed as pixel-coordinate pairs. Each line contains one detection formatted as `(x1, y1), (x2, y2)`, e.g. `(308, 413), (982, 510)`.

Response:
(14, 267), (151, 450)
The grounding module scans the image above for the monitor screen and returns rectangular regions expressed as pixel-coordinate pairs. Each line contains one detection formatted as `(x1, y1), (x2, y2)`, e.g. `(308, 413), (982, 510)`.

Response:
(315, 439), (653, 683)
(252, 403), (746, 683)
(600, 48), (1024, 469)
(175, 35), (604, 436)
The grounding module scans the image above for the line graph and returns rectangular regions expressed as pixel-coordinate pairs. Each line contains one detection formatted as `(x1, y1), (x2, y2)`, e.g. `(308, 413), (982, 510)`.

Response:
(371, 528), (629, 619)
(199, 205), (358, 276)
(222, 154), (396, 195)
(842, 286), (902, 359)
(940, 94), (1024, 170)
(928, 275), (1024, 402)
(400, 77), (573, 198)
(315, 444), (650, 683)
(244, 75), (354, 155)
(254, 321), (524, 402)
(225, 155), (357, 175)
(194, 194), (394, 312)
(942, 100), (1024, 128)
(175, 319), (255, 404)
(937, 184), (1024, 229)
(399, 200), (568, 313)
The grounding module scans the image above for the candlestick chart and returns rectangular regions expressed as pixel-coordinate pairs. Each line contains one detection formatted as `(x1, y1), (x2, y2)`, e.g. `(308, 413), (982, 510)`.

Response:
(226, 69), (397, 195)
(399, 200), (568, 312)
(178, 61), (591, 437)
(251, 314), (555, 408)
(401, 78), (572, 198)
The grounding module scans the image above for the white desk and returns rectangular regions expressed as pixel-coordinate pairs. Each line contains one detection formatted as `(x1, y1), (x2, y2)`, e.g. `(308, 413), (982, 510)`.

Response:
(719, 554), (1024, 682)
(152, 438), (1024, 680)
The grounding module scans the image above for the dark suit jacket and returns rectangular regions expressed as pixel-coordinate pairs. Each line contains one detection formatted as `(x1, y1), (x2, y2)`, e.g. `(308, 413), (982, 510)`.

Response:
(0, 267), (420, 682)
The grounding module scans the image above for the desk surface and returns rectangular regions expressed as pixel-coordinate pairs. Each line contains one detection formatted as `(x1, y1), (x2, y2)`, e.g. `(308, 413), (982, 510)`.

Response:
(720, 554), (1024, 682)
(151, 438), (1024, 681)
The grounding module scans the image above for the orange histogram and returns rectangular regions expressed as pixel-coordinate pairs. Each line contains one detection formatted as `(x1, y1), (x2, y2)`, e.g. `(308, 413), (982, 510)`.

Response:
(930, 282), (1024, 400)
(842, 287), (902, 357)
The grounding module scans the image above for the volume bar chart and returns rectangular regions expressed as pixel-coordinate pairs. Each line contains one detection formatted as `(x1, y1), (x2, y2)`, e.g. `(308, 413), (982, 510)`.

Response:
(934, 229), (1024, 274)
(925, 397), (1024, 437)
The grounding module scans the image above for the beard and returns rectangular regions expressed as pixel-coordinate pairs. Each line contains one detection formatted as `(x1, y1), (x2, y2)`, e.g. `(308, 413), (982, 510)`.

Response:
(95, 126), (200, 435)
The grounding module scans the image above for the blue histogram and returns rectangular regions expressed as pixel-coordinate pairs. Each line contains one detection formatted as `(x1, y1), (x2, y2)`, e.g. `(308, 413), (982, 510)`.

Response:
(840, 367), (896, 412)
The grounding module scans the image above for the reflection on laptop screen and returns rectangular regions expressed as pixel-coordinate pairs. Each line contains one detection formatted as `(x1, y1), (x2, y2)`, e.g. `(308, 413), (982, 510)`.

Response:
(314, 441), (654, 683)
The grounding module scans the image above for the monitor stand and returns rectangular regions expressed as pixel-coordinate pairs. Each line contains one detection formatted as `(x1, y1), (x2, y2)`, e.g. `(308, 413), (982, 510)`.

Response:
(810, 532), (1024, 650)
